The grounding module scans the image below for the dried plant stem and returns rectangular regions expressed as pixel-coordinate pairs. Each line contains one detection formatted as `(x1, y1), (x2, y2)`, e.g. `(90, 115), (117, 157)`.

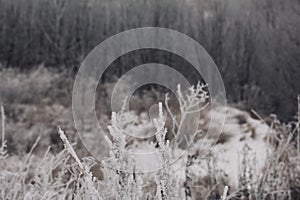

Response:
(1, 106), (5, 148)
(58, 126), (84, 171)
(297, 95), (300, 155)
(221, 186), (229, 200)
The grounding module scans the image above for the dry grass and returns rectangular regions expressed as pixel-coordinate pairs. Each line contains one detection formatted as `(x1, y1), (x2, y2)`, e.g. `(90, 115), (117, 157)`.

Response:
(1, 78), (300, 199)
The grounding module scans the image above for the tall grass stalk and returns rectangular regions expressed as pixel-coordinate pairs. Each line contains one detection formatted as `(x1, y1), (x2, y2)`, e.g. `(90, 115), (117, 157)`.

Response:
(297, 95), (300, 156)
(0, 105), (7, 159)
(1, 106), (5, 148)
(57, 126), (85, 171)
(221, 186), (228, 200)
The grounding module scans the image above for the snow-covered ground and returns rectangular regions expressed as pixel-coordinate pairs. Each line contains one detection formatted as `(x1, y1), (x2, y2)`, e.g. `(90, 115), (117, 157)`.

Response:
(125, 105), (273, 188)
(206, 106), (272, 188)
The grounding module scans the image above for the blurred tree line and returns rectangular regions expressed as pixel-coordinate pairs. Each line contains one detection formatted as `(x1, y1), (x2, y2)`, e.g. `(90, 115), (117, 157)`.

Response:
(0, 0), (299, 120)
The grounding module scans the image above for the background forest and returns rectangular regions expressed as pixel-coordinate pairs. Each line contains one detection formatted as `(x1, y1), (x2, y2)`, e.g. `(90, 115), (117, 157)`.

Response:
(0, 0), (299, 120)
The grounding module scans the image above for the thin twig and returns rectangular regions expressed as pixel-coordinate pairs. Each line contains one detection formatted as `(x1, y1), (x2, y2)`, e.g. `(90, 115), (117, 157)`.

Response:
(1, 106), (5, 148)
(221, 186), (229, 200)
(57, 126), (84, 171)
(297, 95), (300, 155)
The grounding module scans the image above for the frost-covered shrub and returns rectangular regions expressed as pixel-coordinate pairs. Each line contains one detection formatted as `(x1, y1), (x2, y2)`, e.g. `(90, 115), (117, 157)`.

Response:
(1, 90), (300, 200)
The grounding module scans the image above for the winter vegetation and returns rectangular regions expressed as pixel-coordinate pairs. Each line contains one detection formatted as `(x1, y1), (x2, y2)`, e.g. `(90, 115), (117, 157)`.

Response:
(1, 68), (300, 199)
(1, 0), (300, 199)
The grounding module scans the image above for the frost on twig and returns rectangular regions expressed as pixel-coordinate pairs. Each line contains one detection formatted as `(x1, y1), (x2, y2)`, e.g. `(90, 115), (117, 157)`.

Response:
(57, 127), (95, 179)
(105, 111), (133, 200)
(177, 82), (209, 114)
(58, 126), (85, 171)
(0, 106), (7, 159)
(221, 186), (228, 200)
(165, 82), (209, 149)
(57, 127), (100, 199)
(153, 102), (172, 200)
(297, 95), (300, 155)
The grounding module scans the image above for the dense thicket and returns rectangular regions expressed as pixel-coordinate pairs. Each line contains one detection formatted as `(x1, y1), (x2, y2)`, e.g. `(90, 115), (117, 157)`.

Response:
(0, 0), (299, 120)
